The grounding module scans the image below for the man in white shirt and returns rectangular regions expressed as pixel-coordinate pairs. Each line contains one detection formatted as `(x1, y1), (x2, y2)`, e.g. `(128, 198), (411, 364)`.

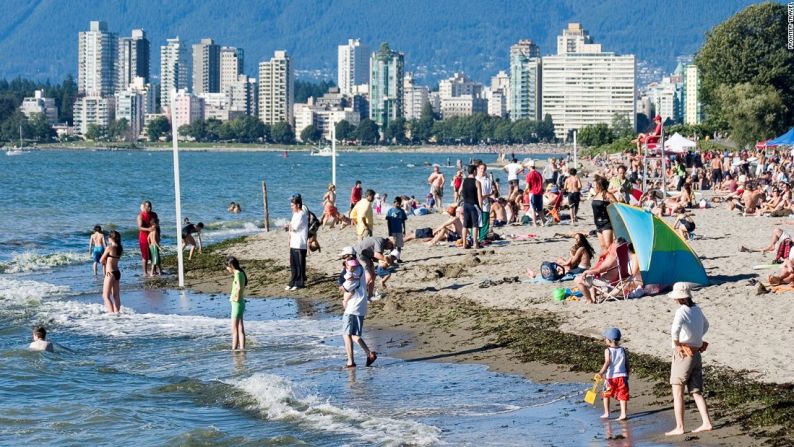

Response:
(340, 256), (377, 368)
(286, 194), (308, 290)
(503, 158), (524, 197)
(666, 282), (713, 436)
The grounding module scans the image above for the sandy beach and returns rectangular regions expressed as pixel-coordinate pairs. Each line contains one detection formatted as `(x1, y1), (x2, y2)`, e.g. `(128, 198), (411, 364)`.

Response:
(154, 183), (794, 446)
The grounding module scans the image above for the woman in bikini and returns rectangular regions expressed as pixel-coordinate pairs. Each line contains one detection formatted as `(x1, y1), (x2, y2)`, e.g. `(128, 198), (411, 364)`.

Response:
(555, 233), (595, 275)
(100, 230), (123, 313)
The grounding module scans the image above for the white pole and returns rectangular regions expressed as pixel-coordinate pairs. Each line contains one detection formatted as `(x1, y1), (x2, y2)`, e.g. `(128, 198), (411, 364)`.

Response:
(331, 120), (337, 186)
(573, 130), (578, 169)
(170, 90), (185, 288)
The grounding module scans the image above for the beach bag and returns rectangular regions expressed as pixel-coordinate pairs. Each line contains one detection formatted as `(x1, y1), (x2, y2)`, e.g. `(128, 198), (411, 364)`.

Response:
(521, 215), (531, 225)
(413, 207), (430, 216)
(540, 262), (565, 281)
(415, 227), (433, 238)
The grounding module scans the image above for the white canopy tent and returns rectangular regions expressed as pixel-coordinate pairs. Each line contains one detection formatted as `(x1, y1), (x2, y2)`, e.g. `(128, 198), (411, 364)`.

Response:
(664, 132), (697, 154)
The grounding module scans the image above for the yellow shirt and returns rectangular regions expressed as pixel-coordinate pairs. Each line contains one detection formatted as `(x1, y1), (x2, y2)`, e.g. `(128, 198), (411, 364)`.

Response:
(351, 198), (373, 236)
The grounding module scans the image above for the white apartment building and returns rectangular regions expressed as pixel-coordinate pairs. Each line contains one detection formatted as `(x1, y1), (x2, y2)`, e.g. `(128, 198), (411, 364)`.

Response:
(644, 77), (679, 122)
(115, 77), (156, 139)
(439, 72), (483, 99)
(403, 72), (429, 120)
(258, 50), (294, 125)
(683, 64), (702, 125)
(338, 39), (370, 95)
(171, 90), (205, 137)
(542, 23), (635, 140)
(294, 97), (361, 142)
(220, 47), (244, 93)
(117, 29), (149, 93)
(225, 74), (257, 116)
(74, 96), (115, 135)
(78, 21), (117, 96)
(486, 88), (507, 118)
(293, 102), (315, 140)
(160, 37), (190, 110)
(199, 92), (245, 121)
(20, 90), (59, 124)
(193, 38), (220, 95)
(439, 72), (485, 119)
(490, 70), (510, 113)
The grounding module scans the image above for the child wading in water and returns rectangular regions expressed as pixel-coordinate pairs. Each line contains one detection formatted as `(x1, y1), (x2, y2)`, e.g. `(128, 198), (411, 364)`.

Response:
(226, 256), (247, 350)
(89, 225), (106, 275)
(100, 230), (123, 313)
(148, 217), (162, 276)
(597, 327), (630, 420)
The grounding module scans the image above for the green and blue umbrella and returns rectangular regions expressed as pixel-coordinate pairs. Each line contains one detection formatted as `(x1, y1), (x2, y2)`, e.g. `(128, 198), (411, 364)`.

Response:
(606, 203), (708, 285)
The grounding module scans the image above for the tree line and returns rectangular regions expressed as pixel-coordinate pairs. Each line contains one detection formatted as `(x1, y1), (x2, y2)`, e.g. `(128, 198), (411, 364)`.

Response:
(0, 76), (77, 143)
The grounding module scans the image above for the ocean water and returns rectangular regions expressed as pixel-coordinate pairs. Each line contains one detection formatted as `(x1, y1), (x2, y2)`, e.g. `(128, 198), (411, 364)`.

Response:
(1, 150), (672, 446)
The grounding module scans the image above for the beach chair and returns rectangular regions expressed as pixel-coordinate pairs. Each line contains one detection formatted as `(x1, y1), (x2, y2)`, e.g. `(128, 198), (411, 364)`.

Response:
(592, 243), (636, 303)
(545, 193), (563, 224)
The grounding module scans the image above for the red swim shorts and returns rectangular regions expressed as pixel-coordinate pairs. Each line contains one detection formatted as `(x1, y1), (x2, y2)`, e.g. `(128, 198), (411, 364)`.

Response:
(603, 376), (630, 401)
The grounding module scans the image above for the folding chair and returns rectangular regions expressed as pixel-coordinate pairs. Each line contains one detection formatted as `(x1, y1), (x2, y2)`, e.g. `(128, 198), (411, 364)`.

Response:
(592, 243), (636, 303)
(545, 193), (563, 224)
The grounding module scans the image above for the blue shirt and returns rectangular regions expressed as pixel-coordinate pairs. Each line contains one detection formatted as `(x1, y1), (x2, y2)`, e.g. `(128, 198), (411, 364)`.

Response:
(385, 207), (407, 236)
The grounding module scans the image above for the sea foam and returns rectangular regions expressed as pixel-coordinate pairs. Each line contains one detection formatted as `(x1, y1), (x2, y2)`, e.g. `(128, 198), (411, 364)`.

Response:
(0, 251), (86, 273)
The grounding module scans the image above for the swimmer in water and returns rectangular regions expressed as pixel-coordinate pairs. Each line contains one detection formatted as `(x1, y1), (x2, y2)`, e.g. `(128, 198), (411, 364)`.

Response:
(29, 327), (54, 352)
(89, 225), (106, 275)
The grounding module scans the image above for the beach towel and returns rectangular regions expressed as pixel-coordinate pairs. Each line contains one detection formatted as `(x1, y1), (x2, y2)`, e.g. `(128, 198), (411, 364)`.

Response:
(771, 284), (794, 294)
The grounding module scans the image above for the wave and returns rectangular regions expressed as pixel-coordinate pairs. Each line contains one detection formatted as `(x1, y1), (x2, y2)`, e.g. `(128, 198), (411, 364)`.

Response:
(0, 277), (70, 303)
(232, 373), (441, 446)
(0, 251), (87, 273)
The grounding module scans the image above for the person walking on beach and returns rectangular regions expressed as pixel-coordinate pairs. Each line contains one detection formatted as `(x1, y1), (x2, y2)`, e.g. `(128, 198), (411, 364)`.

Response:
(340, 257), (377, 368)
(525, 160), (544, 227)
(385, 196), (407, 261)
(564, 168), (582, 224)
(596, 327), (630, 421)
(136, 201), (157, 276)
(100, 230), (123, 313)
(349, 180), (362, 212)
(286, 194), (308, 290)
(592, 176), (617, 252)
(428, 165), (445, 209)
(89, 225), (106, 276)
(350, 189), (375, 241)
(503, 158), (525, 197)
(460, 164), (483, 249)
(452, 170), (463, 204)
(226, 256), (247, 350)
(665, 282), (712, 436)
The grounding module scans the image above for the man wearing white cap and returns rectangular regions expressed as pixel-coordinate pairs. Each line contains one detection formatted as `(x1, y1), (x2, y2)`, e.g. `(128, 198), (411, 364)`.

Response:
(665, 282), (713, 436)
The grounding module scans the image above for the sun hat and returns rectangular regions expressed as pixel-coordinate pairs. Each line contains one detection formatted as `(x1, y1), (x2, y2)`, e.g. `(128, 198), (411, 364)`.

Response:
(338, 246), (355, 259)
(527, 159), (536, 167)
(668, 282), (693, 300)
(603, 327), (622, 341)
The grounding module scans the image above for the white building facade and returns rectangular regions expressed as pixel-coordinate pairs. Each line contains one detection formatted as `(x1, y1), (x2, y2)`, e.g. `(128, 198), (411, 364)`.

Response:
(73, 96), (115, 135)
(258, 50), (294, 125)
(78, 21), (117, 96)
(338, 39), (370, 95)
(20, 90), (59, 124)
(403, 72), (429, 120)
(160, 37), (190, 110)
(542, 23), (635, 140)
(683, 64), (702, 125)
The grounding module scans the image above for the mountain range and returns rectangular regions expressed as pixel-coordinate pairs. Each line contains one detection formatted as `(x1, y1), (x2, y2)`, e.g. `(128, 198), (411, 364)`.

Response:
(0, 0), (761, 84)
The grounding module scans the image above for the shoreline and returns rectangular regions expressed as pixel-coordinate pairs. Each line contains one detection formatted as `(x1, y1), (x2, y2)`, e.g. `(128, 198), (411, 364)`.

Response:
(158, 232), (783, 446)
(25, 143), (574, 155)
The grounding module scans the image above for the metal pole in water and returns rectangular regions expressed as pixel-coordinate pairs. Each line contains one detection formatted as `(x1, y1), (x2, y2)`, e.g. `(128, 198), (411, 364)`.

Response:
(262, 180), (270, 232)
(331, 120), (337, 186)
(170, 90), (185, 288)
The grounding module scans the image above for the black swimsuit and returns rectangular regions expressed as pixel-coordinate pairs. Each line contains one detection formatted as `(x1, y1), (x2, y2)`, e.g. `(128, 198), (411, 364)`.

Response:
(592, 198), (612, 232)
(105, 252), (121, 280)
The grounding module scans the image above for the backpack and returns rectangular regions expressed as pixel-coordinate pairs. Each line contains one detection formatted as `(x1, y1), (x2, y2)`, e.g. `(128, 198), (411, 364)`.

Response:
(415, 227), (433, 238)
(540, 262), (565, 281)
(306, 207), (320, 235)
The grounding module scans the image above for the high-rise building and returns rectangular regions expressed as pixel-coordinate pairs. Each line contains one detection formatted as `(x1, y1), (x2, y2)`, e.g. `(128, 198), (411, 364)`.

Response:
(403, 72), (429, 120)
(226, 74), (257, 116)
(116, 76), (157, 139)
(160, 37), (190, 110)
(20, 90), (59, 124)
(542, 23), (635, 140)
(369, 43), (404, 128)
(683, 64), (702, 125)
(78, 21), (117, 96)
(338, 39), (370, 95)
(171, 89), (205, 135)
(509, 40), (542, 121)
(117, 29), (150, 92)
(644, 77), (680, 123)
(490, 70), (511, 112)
(486, 88), (507, 118)
(192, 38), (220, 95)
(258, 50), (294, 125)
(220, 47), (244, 93)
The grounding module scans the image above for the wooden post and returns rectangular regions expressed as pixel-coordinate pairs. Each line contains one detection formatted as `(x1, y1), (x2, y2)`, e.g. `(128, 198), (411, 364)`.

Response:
(262, 180), (270, 232)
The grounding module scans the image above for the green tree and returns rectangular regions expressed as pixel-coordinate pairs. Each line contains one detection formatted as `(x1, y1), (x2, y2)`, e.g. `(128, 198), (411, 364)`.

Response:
(494, 119), (513, 143)
(334, 119), (355, 141)
(695, 2), (794, 129)
(611, 113), (634, 139)
(511, 119), (537, 143)
(108, 118), (130, 141)
(147, 115), (170, 142)
(411, 101), (435, 143)
(84, 124), (107, 141)
(355, 119), (379, 145)
(300, 124), (321, 143)
(294, 80), (335, 103)
(537, 114), (556, 142)
(716, 82), (787, 147)
(271, 121), (295, 144)
(28, 112), (54, 142)
(384, 117), (406, 144)
(577, 123), (614, 147)
(205, 118), (222, 141)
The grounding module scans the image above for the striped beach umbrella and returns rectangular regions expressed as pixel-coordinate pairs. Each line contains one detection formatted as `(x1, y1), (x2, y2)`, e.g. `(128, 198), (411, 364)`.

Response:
(606, 203), (708, 285)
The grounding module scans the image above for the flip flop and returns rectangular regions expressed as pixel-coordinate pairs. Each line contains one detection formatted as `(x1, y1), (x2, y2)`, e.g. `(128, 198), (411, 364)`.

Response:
(366, 352), (378, 367)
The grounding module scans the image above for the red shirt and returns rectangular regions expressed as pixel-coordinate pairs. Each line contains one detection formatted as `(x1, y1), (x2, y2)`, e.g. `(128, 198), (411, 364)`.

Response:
(350, 185), (362, 205)
(526, 170), (543, 195)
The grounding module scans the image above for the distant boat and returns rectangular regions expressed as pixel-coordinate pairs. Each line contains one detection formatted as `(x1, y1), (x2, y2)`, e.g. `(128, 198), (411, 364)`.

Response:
(310, 146), (336, 157)
(5, 148), (23, 156)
